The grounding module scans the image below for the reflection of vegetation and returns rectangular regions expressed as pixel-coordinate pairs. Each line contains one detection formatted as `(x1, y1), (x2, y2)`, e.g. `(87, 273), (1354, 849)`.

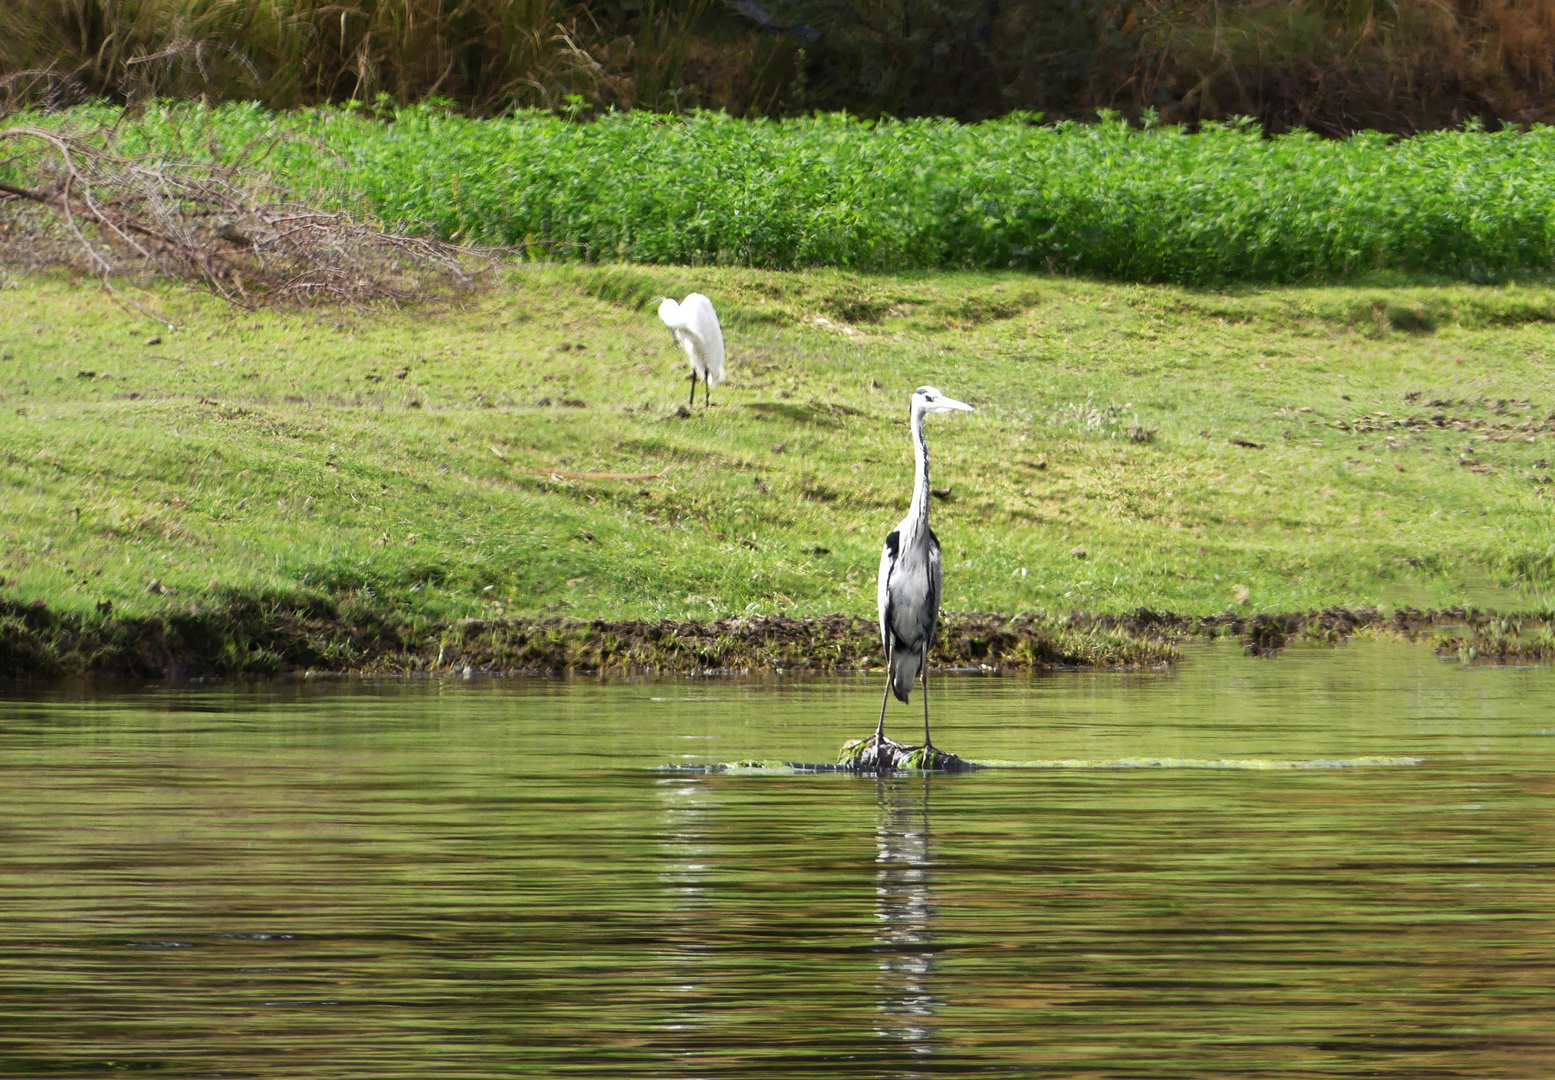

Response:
(4, 264), (1555, 674)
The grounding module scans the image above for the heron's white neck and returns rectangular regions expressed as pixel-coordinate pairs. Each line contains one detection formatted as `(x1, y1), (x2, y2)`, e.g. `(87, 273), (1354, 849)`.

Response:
(906, 405), (930, 535)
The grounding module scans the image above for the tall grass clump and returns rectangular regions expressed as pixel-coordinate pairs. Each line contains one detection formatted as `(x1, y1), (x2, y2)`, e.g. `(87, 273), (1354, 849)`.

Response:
(0, 0), (790, 117)
(5, 0), (1555, 132)
(0, 0), (615, 112)
(1115, 0), (1555, 135)
(13, 103), (1555, 284)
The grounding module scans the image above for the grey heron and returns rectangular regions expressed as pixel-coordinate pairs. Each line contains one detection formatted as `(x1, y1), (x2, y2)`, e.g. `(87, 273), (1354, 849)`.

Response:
(657, 293), (725, 407)
(875, 386), (974, 751)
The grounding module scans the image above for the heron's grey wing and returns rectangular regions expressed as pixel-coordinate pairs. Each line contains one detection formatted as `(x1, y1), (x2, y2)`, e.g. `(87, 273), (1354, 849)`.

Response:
(924, 527), (943, 650)
(683, 293), (725, 384)
(878, 530), (899, 653)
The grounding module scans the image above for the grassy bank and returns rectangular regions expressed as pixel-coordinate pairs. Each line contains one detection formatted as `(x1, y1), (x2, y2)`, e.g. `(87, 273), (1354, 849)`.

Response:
(3, 265), (1555, 673)
(0, 602), (1193, 679)
(16, 104), (1555, 284)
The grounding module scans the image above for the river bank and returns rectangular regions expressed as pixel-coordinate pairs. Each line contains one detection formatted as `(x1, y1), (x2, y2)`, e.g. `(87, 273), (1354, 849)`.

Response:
(4, 598), (1536, 680)
(4, 268), (1555, 657)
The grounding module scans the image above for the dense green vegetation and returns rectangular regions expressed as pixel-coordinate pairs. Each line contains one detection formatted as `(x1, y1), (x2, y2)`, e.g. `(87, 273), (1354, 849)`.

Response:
(4, 265), (1554, 651)
(24, 104), (1555, 286)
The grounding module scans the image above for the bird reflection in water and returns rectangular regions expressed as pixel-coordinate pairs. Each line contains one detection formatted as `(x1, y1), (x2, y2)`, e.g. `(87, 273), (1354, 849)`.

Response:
(655, 779), (717, 1044)
(874, 774), (939, 1058)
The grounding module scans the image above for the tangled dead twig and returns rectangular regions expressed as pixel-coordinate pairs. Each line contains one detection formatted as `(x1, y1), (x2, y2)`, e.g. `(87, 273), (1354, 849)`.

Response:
(0, 70), (91, 113)
(0, 123), (493, 313)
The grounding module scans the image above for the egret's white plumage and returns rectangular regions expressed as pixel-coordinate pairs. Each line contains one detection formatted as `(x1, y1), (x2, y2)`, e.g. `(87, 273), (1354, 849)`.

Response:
(875, 385), (974, 750)
(657, 293), (725, 406)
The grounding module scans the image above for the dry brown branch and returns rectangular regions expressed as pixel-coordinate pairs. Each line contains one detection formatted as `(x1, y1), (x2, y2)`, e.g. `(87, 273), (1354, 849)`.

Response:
(0, 123), (494, 313)
(0, 69), (90, 113)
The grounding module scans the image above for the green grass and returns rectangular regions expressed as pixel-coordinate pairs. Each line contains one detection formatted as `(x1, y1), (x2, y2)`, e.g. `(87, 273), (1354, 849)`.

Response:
(14, 104), (1555, 284)
(4, 264), (1555, 634)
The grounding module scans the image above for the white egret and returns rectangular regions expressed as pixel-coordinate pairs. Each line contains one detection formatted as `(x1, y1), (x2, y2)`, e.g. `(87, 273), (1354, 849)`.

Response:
(875, 386), (974, 751)
(656, 293), (725, 407)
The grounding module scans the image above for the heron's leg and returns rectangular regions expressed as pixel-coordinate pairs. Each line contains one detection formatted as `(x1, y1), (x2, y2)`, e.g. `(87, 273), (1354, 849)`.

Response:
(875, 642), (892, 745)
(921, 658), (933, 750)
(688, 369), (697, 406)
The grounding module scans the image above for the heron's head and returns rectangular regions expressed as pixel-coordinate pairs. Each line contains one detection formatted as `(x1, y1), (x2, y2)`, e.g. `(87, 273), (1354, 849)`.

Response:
(913, 386), (974, 415)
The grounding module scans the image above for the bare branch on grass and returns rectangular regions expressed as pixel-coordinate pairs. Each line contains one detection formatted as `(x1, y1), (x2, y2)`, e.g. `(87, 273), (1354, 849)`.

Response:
(0, 123), (495, 316)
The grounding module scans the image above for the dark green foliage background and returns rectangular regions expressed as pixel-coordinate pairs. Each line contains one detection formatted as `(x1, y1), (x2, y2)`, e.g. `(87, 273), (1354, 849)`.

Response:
(769, 0), (1111, 121)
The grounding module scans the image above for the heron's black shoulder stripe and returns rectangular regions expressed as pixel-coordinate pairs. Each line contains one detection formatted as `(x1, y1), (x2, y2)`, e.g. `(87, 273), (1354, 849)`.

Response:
(883, 530), (900, 559)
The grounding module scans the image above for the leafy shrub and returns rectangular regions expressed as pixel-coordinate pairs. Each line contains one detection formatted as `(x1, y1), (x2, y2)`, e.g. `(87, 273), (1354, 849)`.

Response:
(16, 103), (1555, 284)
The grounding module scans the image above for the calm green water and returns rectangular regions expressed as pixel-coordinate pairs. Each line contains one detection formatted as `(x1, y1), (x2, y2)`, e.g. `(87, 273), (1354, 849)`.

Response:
(1, 640), (1553, 1078)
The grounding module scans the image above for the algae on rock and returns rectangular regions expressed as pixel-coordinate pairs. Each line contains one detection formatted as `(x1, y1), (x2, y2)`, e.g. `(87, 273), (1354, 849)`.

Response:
(838, 734), (974, 772)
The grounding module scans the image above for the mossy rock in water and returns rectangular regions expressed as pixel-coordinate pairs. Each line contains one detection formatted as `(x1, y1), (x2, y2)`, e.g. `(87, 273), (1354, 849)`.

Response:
(839, 734), (974, 772)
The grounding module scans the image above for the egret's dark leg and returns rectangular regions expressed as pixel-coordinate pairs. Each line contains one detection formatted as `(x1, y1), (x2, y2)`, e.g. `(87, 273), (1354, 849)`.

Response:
(875, 643), (893, 745)
(688, 369), (697, 406)
(921, 658), (933, 750)
(704, 375), (711, 408)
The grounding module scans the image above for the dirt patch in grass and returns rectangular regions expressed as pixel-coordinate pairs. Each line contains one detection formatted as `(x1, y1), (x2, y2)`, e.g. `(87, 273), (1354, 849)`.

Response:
(0, 599), (1505, 681)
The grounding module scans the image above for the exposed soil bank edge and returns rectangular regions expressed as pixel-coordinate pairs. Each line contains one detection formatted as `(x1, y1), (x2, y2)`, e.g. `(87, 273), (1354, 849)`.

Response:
(0, 599), (1518, 681)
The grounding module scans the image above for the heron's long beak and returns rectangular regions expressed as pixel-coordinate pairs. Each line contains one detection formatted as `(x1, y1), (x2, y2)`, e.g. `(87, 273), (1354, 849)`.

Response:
(940, 397), (974, 413)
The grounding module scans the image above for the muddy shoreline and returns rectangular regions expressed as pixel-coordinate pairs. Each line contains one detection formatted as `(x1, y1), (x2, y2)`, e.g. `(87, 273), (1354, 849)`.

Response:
(1, 598), (1539, 681)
